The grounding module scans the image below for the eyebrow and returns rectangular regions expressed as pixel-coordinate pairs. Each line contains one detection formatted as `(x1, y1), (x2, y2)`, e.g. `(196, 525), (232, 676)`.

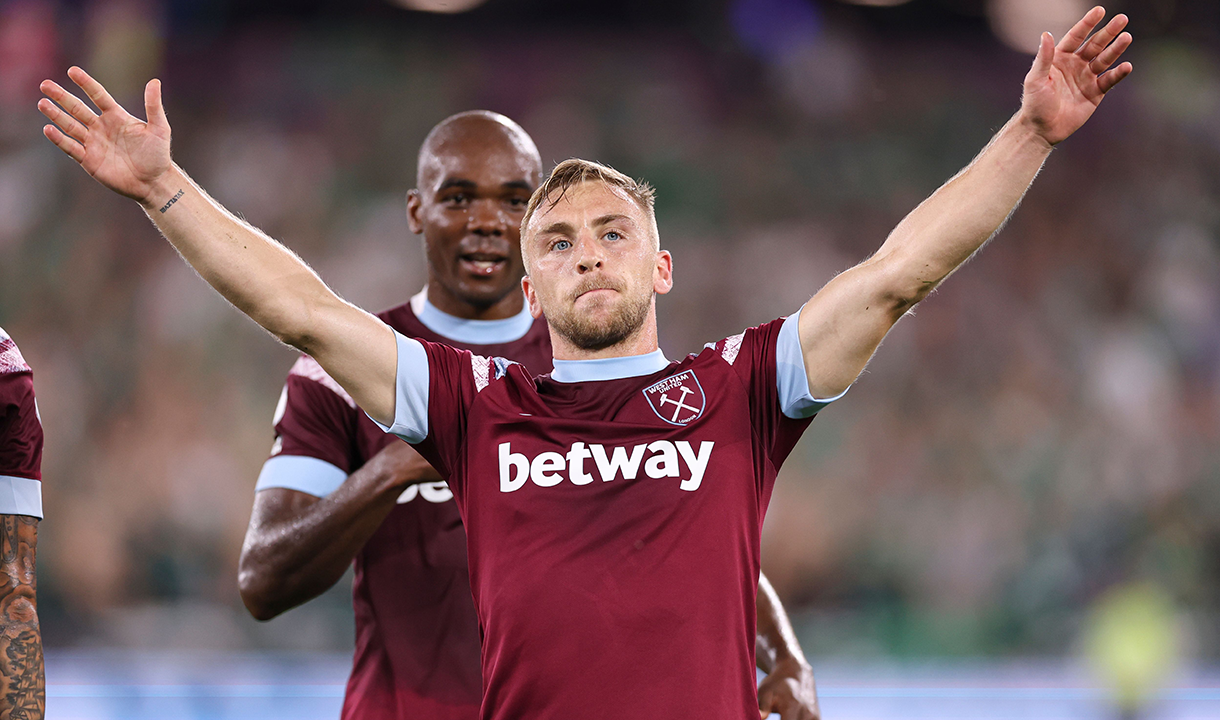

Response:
(592, 214), (632, 228)
(537, 214), (636, 238)
(437, 178), (477, 192)
(437, 179), (535, 193)
(538, 221), (576, 237)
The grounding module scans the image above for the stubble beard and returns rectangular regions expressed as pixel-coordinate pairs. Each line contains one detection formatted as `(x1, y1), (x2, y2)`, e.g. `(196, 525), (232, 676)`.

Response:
(549, 287), (653, 351)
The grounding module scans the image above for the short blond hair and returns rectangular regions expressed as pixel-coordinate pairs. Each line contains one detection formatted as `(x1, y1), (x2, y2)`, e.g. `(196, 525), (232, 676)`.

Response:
(521, 158), (658, 248)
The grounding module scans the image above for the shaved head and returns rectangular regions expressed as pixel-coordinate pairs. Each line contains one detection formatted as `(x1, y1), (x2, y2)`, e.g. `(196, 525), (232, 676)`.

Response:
(408, 110), (542, 318)
(417, 110), (541, 191)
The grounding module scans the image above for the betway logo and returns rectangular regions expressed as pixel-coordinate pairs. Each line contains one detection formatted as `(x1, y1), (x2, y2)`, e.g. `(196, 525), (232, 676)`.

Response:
(499, 441), (714, 493)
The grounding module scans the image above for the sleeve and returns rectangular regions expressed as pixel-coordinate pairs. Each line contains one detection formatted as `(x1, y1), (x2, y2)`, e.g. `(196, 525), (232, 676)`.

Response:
(712, 306), (847, 468)
(365, 330), (478, 488)
(254, 355), (360, 498)
(0, 372), (44, 518)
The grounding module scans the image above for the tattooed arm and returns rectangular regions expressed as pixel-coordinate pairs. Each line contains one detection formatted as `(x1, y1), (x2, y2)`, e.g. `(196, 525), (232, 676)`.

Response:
(0, 516), (41, 719)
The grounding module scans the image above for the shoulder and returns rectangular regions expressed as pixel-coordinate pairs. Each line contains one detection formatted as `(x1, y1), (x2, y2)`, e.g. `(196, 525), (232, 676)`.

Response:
(285, 355), (356, 409)
(699, 317), (787, 368)
(0, 327), (31, 376)
(433, 345), (523, 394)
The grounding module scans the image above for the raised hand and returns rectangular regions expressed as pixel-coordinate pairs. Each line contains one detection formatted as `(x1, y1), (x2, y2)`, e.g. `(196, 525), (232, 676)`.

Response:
(38, 67), (172, 203)
(1021, 6), (1133, 146)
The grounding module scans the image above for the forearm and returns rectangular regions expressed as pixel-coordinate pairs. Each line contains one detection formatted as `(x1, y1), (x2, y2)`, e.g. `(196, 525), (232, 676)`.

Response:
(874, 114), (1052, 300)
(137, 166), (397, 423)
(756, 574), (819, 719)
(137, 165), (341, 351)
(796, 116), (1053, 397)
(756, 573), (810, 673)
(240, 462), (413, 619)
(0, 517), (41, 720)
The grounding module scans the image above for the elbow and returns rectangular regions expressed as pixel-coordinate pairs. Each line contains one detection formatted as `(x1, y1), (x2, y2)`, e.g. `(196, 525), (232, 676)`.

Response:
(882, 284), (931, 317)
(237, 564), (286, 622)
(867, 255), (941, 318)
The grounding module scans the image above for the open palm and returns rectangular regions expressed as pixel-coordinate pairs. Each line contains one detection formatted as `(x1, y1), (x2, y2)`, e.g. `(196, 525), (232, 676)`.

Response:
(38, 66), (172, 203)
(1021, 7), (1133, 146)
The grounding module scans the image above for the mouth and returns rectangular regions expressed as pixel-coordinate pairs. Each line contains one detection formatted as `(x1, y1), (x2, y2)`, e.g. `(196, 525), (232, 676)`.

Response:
(575, 286), (619, 302)
(459, 253), (509, 277)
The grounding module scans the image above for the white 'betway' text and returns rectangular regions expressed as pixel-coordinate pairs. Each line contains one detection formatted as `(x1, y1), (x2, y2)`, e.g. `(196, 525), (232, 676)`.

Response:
(499, 441), (715, 493)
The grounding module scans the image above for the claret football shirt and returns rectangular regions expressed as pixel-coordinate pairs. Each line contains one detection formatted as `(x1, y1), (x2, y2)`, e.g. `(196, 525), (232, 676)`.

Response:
(375, 307), (843, 720)
(255, 291), (552, 720)
(0, 328), (43, 519)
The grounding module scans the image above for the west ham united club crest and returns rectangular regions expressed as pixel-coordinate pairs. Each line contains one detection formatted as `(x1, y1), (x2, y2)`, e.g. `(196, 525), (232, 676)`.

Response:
(643, 370), (706, 426)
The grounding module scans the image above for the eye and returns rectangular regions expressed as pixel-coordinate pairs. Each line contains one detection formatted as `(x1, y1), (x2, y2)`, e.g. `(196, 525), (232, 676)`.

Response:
(446, 193), (470, 206)
(507, 197), (528, 208)
(604, 231), (622, 241)
(552, 239), (572, 251)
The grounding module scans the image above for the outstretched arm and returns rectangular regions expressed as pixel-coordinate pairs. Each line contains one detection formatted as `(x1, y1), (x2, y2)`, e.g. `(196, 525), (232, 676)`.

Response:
(756, 573), (818, 720)
(37, 68), (398, 425)
(797, 7), (1133, 398)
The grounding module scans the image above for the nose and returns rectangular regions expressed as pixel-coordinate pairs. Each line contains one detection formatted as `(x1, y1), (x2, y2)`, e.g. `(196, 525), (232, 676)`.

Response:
(575, 233), (603, 273)
(468, 199), (507, 236)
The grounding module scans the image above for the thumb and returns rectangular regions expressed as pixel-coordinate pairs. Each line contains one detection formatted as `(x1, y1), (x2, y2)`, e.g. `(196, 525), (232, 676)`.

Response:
(145, 78), (170, 131)
(758, 691), (775, 718)
(1029, 32), (1055, 80)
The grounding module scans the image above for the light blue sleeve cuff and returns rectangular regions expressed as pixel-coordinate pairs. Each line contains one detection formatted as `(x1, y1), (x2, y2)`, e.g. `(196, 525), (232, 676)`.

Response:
(776, 307), (850, 419)
(255, 456), (347, 497)
(364, 330), (430, 444)
(0, 475), (42, 518)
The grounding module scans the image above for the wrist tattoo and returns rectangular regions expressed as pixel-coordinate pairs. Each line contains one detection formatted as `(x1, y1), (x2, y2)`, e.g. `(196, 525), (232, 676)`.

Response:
(158, 189), (185, 214)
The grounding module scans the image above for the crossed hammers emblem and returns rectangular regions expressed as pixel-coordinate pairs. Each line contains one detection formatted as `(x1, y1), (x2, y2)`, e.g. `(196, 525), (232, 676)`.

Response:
(658, 385), (699, 423)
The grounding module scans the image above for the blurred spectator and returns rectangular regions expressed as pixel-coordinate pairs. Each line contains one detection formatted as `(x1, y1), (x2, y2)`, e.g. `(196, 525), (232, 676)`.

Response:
(4, 0), (1220, 658)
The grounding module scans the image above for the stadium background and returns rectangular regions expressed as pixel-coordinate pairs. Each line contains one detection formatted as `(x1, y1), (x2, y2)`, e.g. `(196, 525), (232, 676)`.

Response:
(2, 0), (1219, 716)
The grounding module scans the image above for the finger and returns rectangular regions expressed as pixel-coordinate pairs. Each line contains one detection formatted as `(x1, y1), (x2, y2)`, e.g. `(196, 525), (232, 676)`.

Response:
(1057, 6), (1106, 52)
(42, 124), (85, 163)
(39, 79), (98, 127)
(1098, 61), (1133, 93)
(1090, 32), (1132, 74)
(1028, 32), (1055, 81)
(1077, 13), (1128, 62)
(144, 78), (169, 130)
(37, 98), (89, 143)
(67, 65), (120, 113)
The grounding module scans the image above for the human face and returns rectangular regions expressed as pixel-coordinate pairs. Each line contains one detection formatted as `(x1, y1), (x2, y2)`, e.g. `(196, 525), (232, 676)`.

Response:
(522, 182), (672, 355)
(408, 132), (539, 318)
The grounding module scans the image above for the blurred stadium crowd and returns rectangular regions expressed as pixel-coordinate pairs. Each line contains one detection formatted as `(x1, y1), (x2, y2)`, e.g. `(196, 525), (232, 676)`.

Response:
(1, 0), (1219, 660)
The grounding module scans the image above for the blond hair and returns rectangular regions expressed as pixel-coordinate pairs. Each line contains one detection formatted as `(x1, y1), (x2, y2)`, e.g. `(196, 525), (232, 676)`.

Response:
(521, 159), (658, 250)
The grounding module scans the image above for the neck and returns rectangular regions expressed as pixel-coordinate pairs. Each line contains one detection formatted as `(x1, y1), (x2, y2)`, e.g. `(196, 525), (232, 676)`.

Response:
(549, 308), (661, 361)
(426, 280), (524, 321)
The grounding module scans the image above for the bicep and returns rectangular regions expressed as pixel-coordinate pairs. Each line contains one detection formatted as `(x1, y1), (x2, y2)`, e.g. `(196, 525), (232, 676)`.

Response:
(797, 259), (908, 398)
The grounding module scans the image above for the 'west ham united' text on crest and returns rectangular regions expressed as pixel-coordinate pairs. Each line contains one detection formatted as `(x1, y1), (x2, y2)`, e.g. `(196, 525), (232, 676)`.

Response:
(643, 370), (706, 426)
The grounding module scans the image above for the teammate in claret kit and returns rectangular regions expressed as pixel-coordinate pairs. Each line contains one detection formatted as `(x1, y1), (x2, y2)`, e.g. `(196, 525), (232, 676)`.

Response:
(38, 6), (1133, 718)
(0, 328), (45, 718)
(233, 112), (818, 719)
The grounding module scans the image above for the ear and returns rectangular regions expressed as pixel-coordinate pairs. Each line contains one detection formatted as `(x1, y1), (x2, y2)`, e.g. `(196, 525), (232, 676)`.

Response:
(653, 250), (674, 296)
(406, 190), (424, 234)
(522, 275), (544, 319)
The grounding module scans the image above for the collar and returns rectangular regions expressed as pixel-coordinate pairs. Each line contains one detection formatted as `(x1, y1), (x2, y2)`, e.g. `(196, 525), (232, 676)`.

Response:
(550, 349), (670, 383)
(410, 288), (535, 345)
